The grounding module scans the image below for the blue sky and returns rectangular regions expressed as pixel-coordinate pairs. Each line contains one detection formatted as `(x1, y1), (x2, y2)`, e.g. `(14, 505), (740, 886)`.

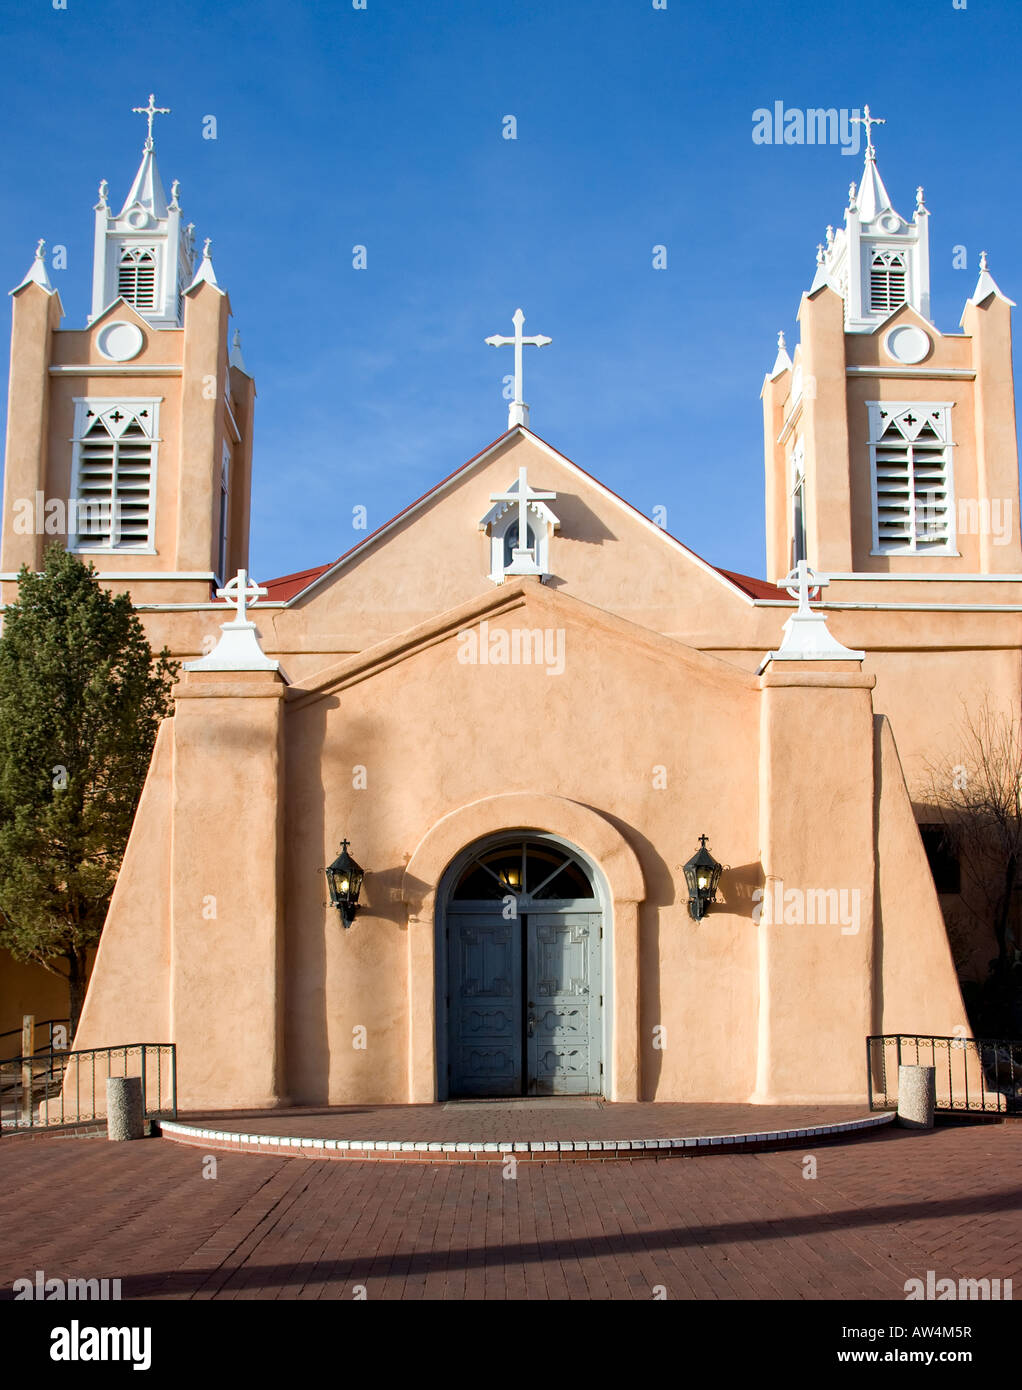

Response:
(2, 0), (1021, 582)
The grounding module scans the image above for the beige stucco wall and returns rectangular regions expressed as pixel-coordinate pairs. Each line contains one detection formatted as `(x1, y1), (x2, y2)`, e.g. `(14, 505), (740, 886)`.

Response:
(70, 569), (971, 1109)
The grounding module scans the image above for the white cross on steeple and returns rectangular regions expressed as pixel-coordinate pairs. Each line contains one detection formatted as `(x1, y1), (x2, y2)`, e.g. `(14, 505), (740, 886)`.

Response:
(217, 569), (267, 625)
(851, 104), (885, 158)
(490, 466), (557, 573)
(485, 308), (552, 430)
(132, 93), (171, 149)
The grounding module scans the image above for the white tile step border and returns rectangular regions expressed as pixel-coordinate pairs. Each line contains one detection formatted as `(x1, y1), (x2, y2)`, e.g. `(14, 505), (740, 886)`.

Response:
(158, 1112), (895, 1159)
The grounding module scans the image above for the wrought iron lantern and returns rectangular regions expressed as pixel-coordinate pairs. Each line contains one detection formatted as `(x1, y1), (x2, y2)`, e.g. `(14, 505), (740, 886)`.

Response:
(326, 839), (365, 928)
(683, 834), (723, 920)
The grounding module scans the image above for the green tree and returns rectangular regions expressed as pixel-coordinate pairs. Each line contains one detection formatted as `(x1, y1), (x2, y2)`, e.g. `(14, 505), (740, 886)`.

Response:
(0, 545), (178, 1036)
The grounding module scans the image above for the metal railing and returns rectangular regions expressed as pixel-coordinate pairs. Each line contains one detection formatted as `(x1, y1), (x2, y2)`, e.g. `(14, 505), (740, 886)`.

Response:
(0, 1043), (176, 1132)
(867, 1034), (1022, 1114)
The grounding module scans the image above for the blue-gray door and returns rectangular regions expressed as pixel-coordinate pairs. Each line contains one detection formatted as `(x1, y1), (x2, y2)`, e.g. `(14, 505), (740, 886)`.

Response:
(527, 912), (601, 1095)
(447, 914), (522, 1097)
(445, 839), (603, 1098)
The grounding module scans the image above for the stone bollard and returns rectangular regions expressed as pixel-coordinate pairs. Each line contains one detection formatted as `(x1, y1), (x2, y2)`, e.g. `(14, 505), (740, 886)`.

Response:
(897, 1064), (936, 1129)
(106, 1076), (145, 1141)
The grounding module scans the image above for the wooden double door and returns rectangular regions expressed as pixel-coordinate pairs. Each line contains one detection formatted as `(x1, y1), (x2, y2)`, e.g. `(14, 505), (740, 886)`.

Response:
(446, 908), (603, 1097)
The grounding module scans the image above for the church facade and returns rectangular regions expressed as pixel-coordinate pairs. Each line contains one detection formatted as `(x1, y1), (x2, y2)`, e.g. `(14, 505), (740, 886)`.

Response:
(3, 103), (1018, 1107)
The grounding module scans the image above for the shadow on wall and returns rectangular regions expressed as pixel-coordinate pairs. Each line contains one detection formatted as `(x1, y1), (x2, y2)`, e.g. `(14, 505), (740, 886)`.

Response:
(719, 861), (766, 920)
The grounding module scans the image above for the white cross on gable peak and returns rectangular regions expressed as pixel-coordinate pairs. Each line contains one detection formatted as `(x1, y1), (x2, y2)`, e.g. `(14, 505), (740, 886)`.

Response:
(485, 308), (552, 430)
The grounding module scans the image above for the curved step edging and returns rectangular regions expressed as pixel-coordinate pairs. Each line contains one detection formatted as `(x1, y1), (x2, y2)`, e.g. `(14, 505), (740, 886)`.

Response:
(157, 1111), (895, 1162)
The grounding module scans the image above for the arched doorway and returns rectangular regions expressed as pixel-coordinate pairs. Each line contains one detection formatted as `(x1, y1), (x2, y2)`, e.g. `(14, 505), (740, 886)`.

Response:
(438, 834), (605, 1098)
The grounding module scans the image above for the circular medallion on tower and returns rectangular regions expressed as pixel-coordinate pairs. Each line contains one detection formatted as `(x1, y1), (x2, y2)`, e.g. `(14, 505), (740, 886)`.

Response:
(883, 324), (930, 365)
(877, 213), (901, 233)
(97, 320), (145, 362)
(125, 207), (151, 229)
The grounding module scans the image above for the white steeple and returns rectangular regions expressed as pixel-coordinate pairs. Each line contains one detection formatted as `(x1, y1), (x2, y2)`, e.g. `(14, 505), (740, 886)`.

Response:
(807, 107), (931, 333)
(89, 94), (196, 330)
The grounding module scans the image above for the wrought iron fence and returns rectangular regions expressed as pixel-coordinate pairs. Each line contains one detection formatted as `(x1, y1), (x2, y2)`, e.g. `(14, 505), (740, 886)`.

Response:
(0, 1043), (176, 1132)
(867, 1034), (1022, 1114)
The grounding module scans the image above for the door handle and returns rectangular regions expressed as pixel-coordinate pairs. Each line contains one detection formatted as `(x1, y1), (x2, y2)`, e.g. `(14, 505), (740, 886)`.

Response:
(527, 1015), (535, 1037)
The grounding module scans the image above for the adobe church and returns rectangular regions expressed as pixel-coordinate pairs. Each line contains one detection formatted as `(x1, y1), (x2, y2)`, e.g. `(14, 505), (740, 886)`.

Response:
(3, 100), (1017, 1108)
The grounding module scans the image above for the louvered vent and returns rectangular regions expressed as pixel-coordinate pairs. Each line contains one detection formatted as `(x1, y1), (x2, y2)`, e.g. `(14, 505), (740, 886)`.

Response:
(870, 406), (952, 553)
(72, 404), (155, 548)
(116, 248), (157, 311)
(869, 252), (907, 313)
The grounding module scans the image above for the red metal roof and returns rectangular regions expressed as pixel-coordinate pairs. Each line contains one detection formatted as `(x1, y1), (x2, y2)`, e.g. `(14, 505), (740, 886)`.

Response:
(714, 568), (784, 600)
(259, 563), (335, 602)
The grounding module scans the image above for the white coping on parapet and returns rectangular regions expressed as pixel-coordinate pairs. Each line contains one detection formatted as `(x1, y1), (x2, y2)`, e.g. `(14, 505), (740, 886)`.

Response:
(156, 1112), (894, 1156)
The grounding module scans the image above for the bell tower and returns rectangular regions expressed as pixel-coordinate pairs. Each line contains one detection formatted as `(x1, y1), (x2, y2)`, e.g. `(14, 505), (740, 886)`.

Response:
(762, 109), (1021, 579)
(2, 97), (256, 613)
(90, 95), (196, 331)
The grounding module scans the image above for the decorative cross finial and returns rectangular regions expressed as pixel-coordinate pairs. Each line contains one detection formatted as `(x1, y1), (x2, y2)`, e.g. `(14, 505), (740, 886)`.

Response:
(851, 104), (885, 158)
(34, 238), (45, 262)
(169, 179), (180, 209)
(184, 568), (280, 674)
(916, 185), (926, 211)
(485, 308), (552, 429)
(96, 179), (108, 209)
(216, 569), (267, 625)
(777, 330), (786, 351)
(848, 181), (858, 210)
(757, 559), (865, 671)
(202, 237), (212, 258)
(132, 93), (171, 149)
(816, 243), (825, 265)
(980, 250), (989, 272)
(489, 465), (557, 572)
(782, 560), (828, 617)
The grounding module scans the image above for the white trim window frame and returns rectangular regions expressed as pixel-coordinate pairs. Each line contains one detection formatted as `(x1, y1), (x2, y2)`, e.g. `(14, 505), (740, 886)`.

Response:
(69, 397), (161, 553)
(868, 400), (957, 556)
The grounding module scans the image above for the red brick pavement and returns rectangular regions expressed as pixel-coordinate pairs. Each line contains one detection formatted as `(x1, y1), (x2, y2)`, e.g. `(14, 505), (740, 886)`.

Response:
(0, 1120), (1019, 1300)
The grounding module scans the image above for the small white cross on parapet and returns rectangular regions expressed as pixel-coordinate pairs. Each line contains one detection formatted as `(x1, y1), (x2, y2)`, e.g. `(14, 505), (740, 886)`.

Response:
(757, 560), (865, 672)
(217, 569), (267, 625)
(489, 465), (557, 576)
(485, 308), (551, 430)
(184, 569), (282, 674)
